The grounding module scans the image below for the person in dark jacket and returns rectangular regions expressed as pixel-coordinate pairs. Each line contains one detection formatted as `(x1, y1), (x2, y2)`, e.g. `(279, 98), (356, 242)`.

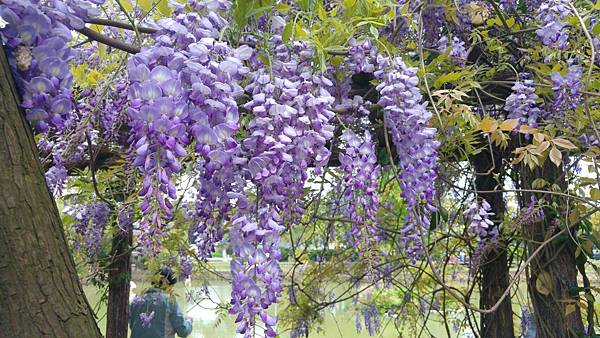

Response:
(129, 267), (193, 338)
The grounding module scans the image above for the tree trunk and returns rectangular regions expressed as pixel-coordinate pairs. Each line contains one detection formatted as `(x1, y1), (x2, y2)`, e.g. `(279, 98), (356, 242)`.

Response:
(106, 227), (133, 338)
(520, 160), (583, 338)
(471, 146), (515, 338)
(0, 46), (102, 337)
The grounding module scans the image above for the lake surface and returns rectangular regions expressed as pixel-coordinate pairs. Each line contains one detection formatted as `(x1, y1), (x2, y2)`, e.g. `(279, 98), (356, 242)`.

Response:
(84, 278), (452, 338)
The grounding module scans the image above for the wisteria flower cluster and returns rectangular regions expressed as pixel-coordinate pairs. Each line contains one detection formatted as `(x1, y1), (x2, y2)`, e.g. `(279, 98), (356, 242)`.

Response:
(376, 57), (439, 260)
(0, 1), (75, 133)
(67, 201), (111, 258)
(339, 130), (381, 250)
(504, 73), (544, 128)
(347, 38), (377, 73)
(437, 36), (468, 67)
(551, 65), (583, 114)
(126, 4), (248, 256)
(520, 196), (545, 225)
(422, 5), (445, 47)
(228, 38), (336, 337)
(536, 0), (571, 50)
(463, 199), (496, 238)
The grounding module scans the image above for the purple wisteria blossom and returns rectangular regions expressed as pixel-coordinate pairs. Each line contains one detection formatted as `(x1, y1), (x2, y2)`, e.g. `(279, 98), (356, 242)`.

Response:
(551, 65), (583, 113)
(463, 200), (495, 238)
(504, 73), (543, 128)
(520, 196), (545, 225)
(360, 304), (382, 336)
(179, 253), (192, 280)
(126, 3), (247, 256)
(228, 38), (336, 338)
(422, 5), (445, 47)
(376, 57), (439, 261)
(0, 0), (105, 133)
(68, 202), (110, 258)
(339, 130), (381, 250)
(437, 36), (468, 67)
(536, 0), (571, 50)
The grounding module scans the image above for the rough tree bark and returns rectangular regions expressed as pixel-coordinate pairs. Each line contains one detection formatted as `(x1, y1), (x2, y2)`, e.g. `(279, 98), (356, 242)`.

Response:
(471, 145), (515, 338)
(520, 160), (584, 338)
(0, 46), (102, 337)
(106, 227), (133, 338)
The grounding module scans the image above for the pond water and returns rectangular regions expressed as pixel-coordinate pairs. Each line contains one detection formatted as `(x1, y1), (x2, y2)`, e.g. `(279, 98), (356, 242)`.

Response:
(84, 278), (452, 338)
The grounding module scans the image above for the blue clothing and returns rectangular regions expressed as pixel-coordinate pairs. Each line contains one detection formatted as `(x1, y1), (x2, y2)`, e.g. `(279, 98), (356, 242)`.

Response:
(130, 288), (193, 338)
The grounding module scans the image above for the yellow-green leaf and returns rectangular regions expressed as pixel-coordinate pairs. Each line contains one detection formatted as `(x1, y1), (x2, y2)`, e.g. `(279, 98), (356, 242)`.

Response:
(519, 125), (537, 134)
(536, 141), (550, 154)
(552, 138), (578, 150)
(499, 119), (519, 131)
(549, 147), (562, 167)
(479, 118), (498, 133)
(434, 72), (462, 88)
(591, 188), (600, 201)
(138, 0), (153, 11)
(536, 271), (553, 296)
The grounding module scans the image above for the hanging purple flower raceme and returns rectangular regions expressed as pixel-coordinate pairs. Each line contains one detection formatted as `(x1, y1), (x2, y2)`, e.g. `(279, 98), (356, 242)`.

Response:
(463, 200), (495, 238)
(228, 38), (336, 338)
(339, 130), (381, 251)
(67, 201), (110, 257)
(149, 4), (249, 260)
(0, 0), (104, 133)
(421, 5), (445, 47)
(536, 0), (571, 50)
(437, 36), (468, 67)
(464, 199), (499, 274)
(551, 65), (583, 113)
(520, 196), (545, 225)
(179, 253), (192, 280)
(126, 54), (189, 255)
(347, 38), (377, 73)
(504, 73), (544, 128)
(376, 57), (439, 261)
(359, 304), (382, 336)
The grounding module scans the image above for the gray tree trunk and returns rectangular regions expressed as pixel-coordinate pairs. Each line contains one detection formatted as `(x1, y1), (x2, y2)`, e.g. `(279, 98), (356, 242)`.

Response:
(520, 160), (584, 337)
(471, 146), (515, 338)
(0, 45), (102, 338)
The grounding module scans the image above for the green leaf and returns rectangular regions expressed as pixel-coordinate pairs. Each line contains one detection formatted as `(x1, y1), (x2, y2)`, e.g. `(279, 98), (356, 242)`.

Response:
(591, 188), (600, 201)
(245, 5), (272, 19)
(232, 1), (249, 27)
(282, 21), (294, 42)
(138, 0), (153, 11)
(434, 72), (462, 88)
(274, 3), (291, 13)
(369, 25), (379, 38)
(156, 0), (172, 16)
(294, 23), (308, 40)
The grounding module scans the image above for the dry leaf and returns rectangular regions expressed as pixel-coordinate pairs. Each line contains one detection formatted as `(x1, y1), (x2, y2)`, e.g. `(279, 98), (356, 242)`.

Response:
(499, 119), (519, 131)
(549, 147), (562, 167)
(552, 138), (577, 150)
(479, 118), (498, 133)
(519, 125), (537, 134)
(536, 271), (553, 296)
(536, 141), (550, 154)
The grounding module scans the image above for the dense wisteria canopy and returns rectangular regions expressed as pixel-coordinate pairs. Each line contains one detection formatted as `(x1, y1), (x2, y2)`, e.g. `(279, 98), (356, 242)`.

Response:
(1, 0), (599, 337)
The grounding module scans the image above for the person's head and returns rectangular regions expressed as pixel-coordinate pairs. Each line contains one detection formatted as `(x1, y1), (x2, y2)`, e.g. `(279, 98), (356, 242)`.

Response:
(152, 267), (177, 290)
